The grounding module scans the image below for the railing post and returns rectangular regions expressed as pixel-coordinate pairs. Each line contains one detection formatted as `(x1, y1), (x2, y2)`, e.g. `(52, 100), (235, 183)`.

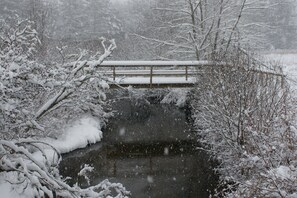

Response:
(113, 66), (116, 81)
(185, 65), (188, 81)
(150, 66), (153, 88)
(281, 75), (284, 89)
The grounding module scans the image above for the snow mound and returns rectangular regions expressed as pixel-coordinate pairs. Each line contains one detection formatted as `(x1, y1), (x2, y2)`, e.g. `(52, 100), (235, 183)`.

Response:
(32, 148), (60, 166)
(46, 117), (103, 154)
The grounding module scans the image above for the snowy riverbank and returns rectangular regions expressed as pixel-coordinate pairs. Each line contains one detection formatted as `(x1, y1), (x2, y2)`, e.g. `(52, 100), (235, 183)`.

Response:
(0, 116), (104, 197)
(44, 116), (103, 154)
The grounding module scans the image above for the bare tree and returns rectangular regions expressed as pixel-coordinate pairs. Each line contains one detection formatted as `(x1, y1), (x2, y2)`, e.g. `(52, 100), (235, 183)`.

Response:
(133, 0), (249, 60)
(134, 0), (296, 60)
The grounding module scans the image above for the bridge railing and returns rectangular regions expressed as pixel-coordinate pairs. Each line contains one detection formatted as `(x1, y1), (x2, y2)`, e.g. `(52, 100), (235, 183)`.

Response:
(100, 61), (217, 87)
(95, 61), (285, 88)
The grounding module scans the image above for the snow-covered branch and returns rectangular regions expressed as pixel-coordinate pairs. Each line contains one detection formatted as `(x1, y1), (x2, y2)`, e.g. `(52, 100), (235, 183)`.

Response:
(0, 140), (130, 197)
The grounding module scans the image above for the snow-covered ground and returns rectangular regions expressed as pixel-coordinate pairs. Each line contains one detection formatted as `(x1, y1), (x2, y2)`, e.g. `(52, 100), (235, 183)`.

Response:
(263, 51), (297, 89)
(263, 51), (297, 68)
(0, 179), (29, 198)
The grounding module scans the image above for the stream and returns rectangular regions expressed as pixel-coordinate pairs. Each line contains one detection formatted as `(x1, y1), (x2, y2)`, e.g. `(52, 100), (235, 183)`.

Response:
(59, 97), (219, 197)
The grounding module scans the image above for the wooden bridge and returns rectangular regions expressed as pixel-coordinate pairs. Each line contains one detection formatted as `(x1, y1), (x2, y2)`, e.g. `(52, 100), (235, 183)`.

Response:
(99, 61), (284, 88)
(100, 61), (214, 88)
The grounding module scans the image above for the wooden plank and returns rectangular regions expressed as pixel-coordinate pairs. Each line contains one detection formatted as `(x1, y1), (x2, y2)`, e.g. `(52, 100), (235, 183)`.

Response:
(109, 82), (195, 89)
(102, 70), (197, 76)
(100, 60), (214, 67)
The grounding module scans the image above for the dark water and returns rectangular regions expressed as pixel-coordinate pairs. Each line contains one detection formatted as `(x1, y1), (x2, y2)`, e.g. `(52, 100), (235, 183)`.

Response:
(59, 99), (219, 198)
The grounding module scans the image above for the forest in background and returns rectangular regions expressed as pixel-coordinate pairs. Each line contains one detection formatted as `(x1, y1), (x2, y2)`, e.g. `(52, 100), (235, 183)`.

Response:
(1, 0), (297, 62)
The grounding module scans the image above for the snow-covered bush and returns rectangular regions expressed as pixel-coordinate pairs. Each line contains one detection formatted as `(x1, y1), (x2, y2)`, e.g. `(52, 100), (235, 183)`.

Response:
(0, 15), (115, 139)
(191, 51), (297, 197)
(78, 164), (94, 186)
(0, 15), (128, 197)
(0, 140), (130, 197)
(0, 16), (46, 139)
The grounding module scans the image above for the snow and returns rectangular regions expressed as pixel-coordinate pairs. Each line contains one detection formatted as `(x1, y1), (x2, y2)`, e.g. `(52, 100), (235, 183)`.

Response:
(119, 127), (126, 136)
(161, 89), (190, 107)
(164, 147), (169, 155)
(109, 76), (196, 85)
(264, 52), (297, 67)
(101, 60), (214, 66)
(35, 89), (65, 119)
(263, 51), (297, 91)
(269, 166), (293, 180)
(78, 164), (94, 185)
(32, 148), (60, 166)
(0, 173), (35, 198)
(103, 69), (197, 75)
(0, 180), (24, 198)
(78, 164), (94, 177)
(45, 116), (103, 154)
(147, 176), (154, 184)
(30, 116), (103, 164)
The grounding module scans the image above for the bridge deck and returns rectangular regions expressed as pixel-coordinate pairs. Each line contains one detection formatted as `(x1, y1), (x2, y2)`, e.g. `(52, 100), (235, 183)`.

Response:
(108, 77), (196, 88)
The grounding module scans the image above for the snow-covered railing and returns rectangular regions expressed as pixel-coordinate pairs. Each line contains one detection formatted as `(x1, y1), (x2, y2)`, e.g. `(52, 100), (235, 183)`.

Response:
(97, 61), (284, 88)
(100, 60), (214, 66)
(99, 61), (218, 87)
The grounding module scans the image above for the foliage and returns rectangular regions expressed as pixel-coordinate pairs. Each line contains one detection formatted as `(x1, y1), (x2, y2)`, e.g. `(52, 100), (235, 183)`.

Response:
(0, 14), (127, 197)
(0, 15), (115, 140)
(191, 50), (297, 197)
(0, 16), (45, 139)
(133, 0), (260, 60)
(132, 0), (297, 60)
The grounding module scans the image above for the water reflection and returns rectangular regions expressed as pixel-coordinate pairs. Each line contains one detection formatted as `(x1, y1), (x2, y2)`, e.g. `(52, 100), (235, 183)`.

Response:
(59, 100), (218, 197)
